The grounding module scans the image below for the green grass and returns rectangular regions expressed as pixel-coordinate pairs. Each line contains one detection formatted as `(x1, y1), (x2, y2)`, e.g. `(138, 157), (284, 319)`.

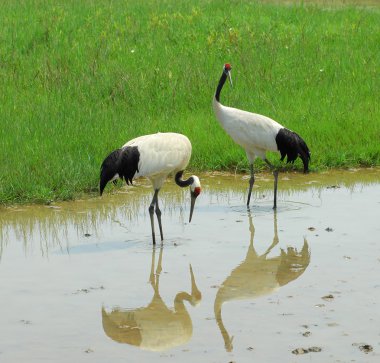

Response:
(0, 0), (379, 204)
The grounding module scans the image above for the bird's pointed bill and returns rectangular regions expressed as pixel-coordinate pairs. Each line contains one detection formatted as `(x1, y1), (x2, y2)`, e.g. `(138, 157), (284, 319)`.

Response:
(227, 71), (233, 87)
(189, 194), (196, 223)
(189, 187), (201, 222)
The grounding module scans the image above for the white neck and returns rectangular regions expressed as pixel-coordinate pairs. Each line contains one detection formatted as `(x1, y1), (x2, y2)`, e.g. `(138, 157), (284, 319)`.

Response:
(213, 97), (225, 123)
(213, 96), (234, 132)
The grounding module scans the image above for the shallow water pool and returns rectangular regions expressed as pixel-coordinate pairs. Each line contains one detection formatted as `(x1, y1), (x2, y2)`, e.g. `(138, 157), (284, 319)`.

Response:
(1, 169), (379, 362)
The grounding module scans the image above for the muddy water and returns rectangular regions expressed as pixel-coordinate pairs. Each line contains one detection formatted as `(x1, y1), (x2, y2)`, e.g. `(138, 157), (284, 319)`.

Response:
(0, 169), (380, 362)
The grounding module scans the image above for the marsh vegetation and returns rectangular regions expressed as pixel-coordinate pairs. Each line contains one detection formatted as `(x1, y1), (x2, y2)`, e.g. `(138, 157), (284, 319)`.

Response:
(0, 0), (379, 203)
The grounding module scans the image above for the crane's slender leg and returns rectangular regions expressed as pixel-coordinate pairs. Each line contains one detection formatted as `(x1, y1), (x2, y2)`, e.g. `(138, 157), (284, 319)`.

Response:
(154, 190), (164, 242)
(247, 163), (255, 206)
(273, 169), (279, 209)
(149, 190), (159, 245)
(265, 159), (279, 209)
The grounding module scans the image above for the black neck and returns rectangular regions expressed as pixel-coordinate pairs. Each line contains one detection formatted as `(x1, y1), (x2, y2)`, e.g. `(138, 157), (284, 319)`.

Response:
(215, 71), (227, 102)
(175, 171), (193, 188)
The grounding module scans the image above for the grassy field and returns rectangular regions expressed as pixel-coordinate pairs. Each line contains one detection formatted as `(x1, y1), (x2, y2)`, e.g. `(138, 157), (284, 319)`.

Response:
(0, 0), (379, 204)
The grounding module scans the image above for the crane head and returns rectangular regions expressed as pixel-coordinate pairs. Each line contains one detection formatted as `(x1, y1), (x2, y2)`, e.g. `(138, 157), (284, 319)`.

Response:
(223, 63), (233, 87)
(224, 63), (231, 72)
(189, 176), (201, 223)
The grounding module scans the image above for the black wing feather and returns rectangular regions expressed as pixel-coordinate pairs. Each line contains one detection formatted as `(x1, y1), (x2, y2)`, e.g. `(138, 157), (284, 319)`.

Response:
(275, 128), (311, 172)
(99, 146), (140, 195)
(119, 146), (140, 184)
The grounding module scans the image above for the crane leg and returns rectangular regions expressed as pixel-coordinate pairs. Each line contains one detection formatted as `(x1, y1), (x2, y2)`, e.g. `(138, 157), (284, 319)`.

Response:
(265, 159), (279, 209)
(154, 190), (164, 241)
(273, 169), (279, 209)
(149, 190), (159, 245)
(247, 164), (255, 206)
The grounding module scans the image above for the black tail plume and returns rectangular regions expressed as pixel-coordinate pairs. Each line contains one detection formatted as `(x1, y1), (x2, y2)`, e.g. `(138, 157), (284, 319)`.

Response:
(275, 128), (311, 173)
(99, 146), (140, 195)
(100, 149), (122, 196)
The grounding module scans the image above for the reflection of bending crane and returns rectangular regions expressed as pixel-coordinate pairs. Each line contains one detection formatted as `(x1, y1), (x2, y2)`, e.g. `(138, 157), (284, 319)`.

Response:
(214, 211), (310, 351)
(102, 246), (201, 351)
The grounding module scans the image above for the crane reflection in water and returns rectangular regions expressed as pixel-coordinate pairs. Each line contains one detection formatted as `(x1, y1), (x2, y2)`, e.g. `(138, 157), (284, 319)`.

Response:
(102, 246), (201, 351)
(214, 210), (311, 351)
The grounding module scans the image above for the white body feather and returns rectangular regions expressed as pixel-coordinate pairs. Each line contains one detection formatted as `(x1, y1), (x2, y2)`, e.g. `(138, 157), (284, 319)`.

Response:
(124, 132), (192, 190)
(213, 98), (283, 162)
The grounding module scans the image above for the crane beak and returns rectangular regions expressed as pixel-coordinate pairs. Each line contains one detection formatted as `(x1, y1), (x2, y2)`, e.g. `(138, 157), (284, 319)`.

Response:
(189, 190), (200, 223)
(227, 71), (233, 88)
(189, 193), (196, 223)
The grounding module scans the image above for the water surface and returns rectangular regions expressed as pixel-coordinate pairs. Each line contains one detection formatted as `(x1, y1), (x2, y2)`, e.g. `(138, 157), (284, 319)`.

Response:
(0, 169), (380, 362)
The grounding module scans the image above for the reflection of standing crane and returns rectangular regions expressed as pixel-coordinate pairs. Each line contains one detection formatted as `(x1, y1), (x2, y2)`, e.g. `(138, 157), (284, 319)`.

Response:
(102, 246), (201, 351)
(214, 211), (310, 351)
(213, 64), (310, 208)
(100, 132), (201, 244)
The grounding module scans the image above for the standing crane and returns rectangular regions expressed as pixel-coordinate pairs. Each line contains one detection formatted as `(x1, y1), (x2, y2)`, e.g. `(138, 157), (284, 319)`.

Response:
(100, 132), (201, 244)
(213, 64), (310, 208)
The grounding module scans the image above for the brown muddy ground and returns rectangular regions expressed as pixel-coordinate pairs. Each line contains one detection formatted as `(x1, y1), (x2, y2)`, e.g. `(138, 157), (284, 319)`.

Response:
(0, 169), (379, 362)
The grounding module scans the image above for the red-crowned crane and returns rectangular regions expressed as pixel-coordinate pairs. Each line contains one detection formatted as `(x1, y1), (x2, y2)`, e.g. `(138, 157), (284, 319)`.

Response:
(213, 64), (310, 209)
(100, 132), (201, 244)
